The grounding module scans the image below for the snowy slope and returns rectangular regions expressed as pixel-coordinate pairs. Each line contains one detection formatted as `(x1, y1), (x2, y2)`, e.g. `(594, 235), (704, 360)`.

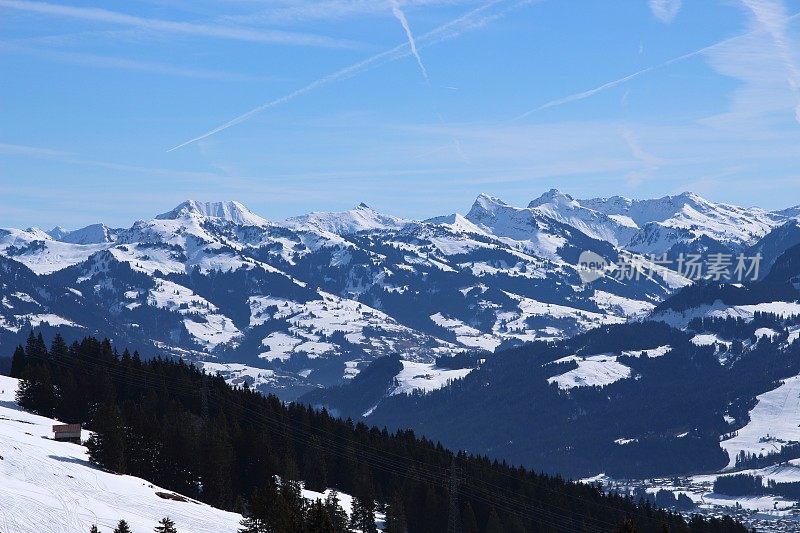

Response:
(547, 354), (632, 390)
(720, 375), (800, 469)
(389, 360), (473, 396)
(0, 375), (383, 532)
(0, 375), (243, 533)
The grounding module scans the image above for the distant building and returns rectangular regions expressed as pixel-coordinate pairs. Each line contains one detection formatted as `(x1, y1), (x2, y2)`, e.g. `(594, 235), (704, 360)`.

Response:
(52, 423), (81, 444)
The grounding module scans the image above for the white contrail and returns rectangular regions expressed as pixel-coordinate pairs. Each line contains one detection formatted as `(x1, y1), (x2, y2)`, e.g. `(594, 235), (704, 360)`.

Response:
(510, 10), (800, 123)
(0, 0), (353, 48)
(390, 0), (429, 82)
(167, 0), (525, 152)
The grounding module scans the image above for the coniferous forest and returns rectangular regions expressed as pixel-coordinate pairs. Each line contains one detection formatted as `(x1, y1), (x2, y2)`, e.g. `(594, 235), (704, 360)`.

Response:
(9, 332), (751, 533)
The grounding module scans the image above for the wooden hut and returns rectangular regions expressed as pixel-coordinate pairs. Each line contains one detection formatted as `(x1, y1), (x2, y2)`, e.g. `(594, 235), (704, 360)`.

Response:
(52, 423), (81, 444)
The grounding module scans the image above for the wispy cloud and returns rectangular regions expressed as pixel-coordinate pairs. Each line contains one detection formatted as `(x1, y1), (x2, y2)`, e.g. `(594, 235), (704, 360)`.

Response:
(390, 0), (429, 81)
(167, 0), (531, 152)
(510, 10), (800, 122)
(0, 43), (275, 81)
(0, 142), (72, 158)
(226, 0), (475, 25)
(0, 141), (236, 184)
(619, 126), (663, 187)
(740, 0), (800, 123)
(0, 0), (356, 48)
(648, 0), (682, 23)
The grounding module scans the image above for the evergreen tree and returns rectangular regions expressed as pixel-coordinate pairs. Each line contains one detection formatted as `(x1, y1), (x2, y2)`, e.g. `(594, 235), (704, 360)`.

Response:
(16, 363), (55, 416)
(114, 520), (132, 533)
(239, 485), (270, 533)
(50, 334), (69, 361)
(86, 402), (126, 473)
(56, 370), (82, 423)
(10, 345), (26, 378)
(199, 413), (235, 509)
(305, 500), (335, 533)
(384, 494), (408, 533)
(89, 526), (99, 533)
(279, 476), (306, 533)
(25, 331), (48, 362)
(323, 491), (349, 533)
(302, 436), (328, 493)
(349, 495), (378, 533)
(154, 516), (178, 533)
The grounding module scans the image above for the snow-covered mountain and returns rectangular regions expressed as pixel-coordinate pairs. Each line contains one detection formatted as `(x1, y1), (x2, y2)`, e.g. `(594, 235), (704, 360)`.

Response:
(157, 199), (269, 227)
(308, 240), (800, 495)
(527, 189), (638, 246)
(284, 202), (409, 235)
(581, 191), (784, 254)
(0, 191), (795, 399)
(49, 223), (116, 245)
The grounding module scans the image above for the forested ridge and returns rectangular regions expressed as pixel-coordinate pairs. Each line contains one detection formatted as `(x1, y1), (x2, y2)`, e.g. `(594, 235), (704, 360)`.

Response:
(9, 332), (750, 532)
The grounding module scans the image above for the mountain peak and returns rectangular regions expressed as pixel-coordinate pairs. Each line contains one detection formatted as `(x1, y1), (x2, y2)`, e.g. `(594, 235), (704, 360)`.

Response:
(528, 189), (577, 209)
(466, 194), (513, 225)
(156, 200), (268, 226)
(471, 193), (507, 210)
(53, 223), (115, 245)
(284, 204), (408, 235)
(47, 226), (70, 240)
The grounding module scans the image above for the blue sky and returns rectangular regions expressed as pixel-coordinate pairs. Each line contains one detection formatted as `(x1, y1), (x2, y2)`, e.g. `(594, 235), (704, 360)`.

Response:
(2, 0), (800, 230)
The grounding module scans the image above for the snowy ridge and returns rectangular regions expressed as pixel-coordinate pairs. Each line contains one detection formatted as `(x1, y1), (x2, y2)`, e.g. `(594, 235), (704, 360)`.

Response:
(284, 203), (409, 235)
(1, 191), (798, 397)
(528, 189), (637, 246)
(156, 200), (269, 227)
(581, 191), (783, 253)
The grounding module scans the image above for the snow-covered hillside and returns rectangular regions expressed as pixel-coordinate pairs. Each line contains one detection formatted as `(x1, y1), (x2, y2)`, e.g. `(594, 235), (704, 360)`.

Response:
(0, 375), (383, 533)
(0, 191), (797, 399)
(0, 375), (243, 532)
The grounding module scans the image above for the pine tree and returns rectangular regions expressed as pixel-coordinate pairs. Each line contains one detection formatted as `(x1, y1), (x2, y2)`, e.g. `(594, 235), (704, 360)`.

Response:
(24, 331), (47, 362)
(10, 345), (26, 378)
(50, 333), (69, 361)
(199, 413), (235, 509)
(302, 436), (327, 492)
(384, 494), (408, 533)
(16, 363), (55, 416)
(349, 495), (378, 533)
(114, 520), (133, 533)
(239, 485), (270, 533)
(86, 402), (126, 473)
(279, 476), (306, 533)
(323, 491), (349, 533)
(305, 500), (335, 533)
(154, 516), (178, 533)
(89, 526), (99, 533)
